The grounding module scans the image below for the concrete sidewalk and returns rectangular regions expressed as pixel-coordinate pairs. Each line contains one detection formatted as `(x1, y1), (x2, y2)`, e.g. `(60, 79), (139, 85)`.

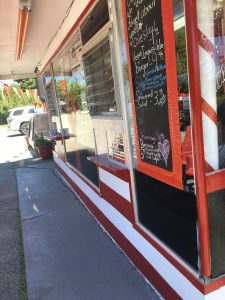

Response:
(17, 159), (161, 300)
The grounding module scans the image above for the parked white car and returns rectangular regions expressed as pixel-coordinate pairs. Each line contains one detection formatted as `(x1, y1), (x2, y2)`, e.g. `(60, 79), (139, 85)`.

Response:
(7, 106), (39, 135)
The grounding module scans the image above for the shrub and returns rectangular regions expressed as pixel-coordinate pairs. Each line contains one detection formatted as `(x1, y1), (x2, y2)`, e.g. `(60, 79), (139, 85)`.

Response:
(34, 132), (53, 148)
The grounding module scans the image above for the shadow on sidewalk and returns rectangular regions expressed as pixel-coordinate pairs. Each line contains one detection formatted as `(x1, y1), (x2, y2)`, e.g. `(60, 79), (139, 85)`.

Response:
(16, 158), (161, 300)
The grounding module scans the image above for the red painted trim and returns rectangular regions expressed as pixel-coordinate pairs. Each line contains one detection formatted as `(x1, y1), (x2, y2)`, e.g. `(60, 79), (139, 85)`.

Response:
(184, 0), (211, 277)
(99, 181), (135, 223)
(40, 0), (96, 75)
(55, 161), (225, 295)
(205, 161), (215, 173)
(202, 97), (217, 127)
(198, 29), (215, 59)
(135, 224), (225, 294)
(133, 224), (205, 293)
(55, 163), (181, 300)
(205, 276), (225, 294)
(206, 169), (225, 193)
(88, 154), (130, 182)
(75, 150), (83, 173)
(121, 0), (182, 190)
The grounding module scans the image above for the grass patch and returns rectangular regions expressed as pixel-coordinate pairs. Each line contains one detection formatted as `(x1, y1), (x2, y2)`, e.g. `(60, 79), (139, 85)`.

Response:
(0, 124), (7, 127)
(18, 220), (28, 300)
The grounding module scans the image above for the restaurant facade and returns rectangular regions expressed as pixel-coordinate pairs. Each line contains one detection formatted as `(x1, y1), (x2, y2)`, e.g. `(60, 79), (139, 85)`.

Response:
(37, 0), (225, 299)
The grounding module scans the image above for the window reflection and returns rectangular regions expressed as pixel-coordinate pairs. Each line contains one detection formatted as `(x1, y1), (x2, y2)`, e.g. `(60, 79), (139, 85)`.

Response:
(197, 0), (225, 170)
(52, 15), (123, 186)
(52, 32), (99, 187)
(173, 0), (195, 192)
(214, 0), (225, 168)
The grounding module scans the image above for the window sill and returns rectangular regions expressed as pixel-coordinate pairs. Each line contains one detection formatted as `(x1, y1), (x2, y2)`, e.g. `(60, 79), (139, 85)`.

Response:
(87, 154), (130, 182)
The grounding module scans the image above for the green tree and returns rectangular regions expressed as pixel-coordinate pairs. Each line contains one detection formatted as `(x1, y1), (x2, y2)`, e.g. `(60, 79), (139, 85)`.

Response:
(56, 80), (85, 112)
(0, 82), (40, 124)
(15, 78), (36, 91)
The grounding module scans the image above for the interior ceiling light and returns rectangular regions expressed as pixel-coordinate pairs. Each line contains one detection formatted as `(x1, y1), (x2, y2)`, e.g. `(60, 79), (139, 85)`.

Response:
(16, 0), (32, 61)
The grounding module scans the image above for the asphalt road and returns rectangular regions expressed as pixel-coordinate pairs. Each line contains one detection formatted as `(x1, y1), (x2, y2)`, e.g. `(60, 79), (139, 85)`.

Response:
(0, 127), (34, 164)
(0, 127), (35, 300)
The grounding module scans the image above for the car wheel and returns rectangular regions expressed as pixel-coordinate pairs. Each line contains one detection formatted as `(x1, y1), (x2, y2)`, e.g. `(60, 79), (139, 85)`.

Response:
(20, 122), (29, 135)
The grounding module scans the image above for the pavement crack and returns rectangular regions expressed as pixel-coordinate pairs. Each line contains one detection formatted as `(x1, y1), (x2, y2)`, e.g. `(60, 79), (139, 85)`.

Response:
(21, 210), (55, 222)
(0, 208), (18, 211)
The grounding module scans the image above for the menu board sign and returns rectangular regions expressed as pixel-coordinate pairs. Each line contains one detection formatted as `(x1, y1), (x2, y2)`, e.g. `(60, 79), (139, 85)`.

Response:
(46, 80), (59, 116)
(122, 0), (182, 188)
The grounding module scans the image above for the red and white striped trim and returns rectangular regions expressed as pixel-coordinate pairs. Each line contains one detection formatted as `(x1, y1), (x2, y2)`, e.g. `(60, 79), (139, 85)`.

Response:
(54, 155), (225, 300)
(98, 168), (131, 202)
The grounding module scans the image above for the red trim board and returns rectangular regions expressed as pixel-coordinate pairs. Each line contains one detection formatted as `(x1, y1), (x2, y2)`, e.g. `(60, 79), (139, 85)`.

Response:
(184, 0), (211, 277)
(121, 0), (182, 189)
(99, 181), (135, 223)
(206, 169), (225, 193)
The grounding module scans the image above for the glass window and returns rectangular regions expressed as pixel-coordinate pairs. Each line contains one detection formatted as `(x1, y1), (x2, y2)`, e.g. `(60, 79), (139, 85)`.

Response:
(83, 38), (116, 114)
(80, 0), (109, 45)
(43, 66), (65, 159)
(52, 32), (99, 188)
(107, 131), (125, 164)
(13, 109), (23, 116)
(196, 0), (225, 279)
(197, 0), (225, 171)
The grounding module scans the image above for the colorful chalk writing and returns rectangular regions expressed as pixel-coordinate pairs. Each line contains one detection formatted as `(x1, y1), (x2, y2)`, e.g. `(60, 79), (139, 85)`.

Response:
(125, 0), (172, 170)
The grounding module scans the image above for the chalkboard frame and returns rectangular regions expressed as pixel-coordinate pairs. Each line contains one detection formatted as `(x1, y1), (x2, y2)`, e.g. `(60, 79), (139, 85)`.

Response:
(122, 0), (182, 189)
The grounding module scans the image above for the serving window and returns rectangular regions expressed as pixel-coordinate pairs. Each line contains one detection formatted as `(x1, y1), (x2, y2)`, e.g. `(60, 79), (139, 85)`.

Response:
(50, 0), (126, 187)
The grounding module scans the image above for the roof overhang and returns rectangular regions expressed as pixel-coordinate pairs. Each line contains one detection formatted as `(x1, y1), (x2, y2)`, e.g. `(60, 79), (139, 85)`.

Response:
(0, 0), (76, 80)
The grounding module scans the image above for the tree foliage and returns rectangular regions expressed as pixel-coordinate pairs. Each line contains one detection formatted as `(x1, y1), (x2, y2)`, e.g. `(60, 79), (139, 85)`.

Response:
(56, 80), (86, 113)
(0, 83), (38, 124)
(15, 78), (36, 91)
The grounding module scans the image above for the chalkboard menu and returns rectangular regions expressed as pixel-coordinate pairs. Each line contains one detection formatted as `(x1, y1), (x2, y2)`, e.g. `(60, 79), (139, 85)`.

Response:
(125, 0), (172, 171)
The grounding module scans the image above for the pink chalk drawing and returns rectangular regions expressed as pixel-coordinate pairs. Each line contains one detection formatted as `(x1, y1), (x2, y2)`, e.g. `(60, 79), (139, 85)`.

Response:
(158, 139), (170, 166)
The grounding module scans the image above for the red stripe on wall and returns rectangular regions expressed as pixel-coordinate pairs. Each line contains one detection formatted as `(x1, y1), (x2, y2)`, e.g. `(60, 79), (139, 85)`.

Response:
(198, 29), (215, 59)
(99, 181), (135, 223)
(201, 97), (218, 126)
(55, 163), (181, 300)
(55, 161), (225, 295)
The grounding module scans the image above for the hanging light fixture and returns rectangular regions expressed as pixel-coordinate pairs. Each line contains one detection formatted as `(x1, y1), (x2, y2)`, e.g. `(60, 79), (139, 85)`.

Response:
(16, 0), (32, 60)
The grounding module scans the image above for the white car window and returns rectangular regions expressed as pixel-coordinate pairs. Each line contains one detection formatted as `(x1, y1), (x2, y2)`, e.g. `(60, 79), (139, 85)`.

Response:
(13, 110), (24, 116)
(28, 109), (35, 114)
